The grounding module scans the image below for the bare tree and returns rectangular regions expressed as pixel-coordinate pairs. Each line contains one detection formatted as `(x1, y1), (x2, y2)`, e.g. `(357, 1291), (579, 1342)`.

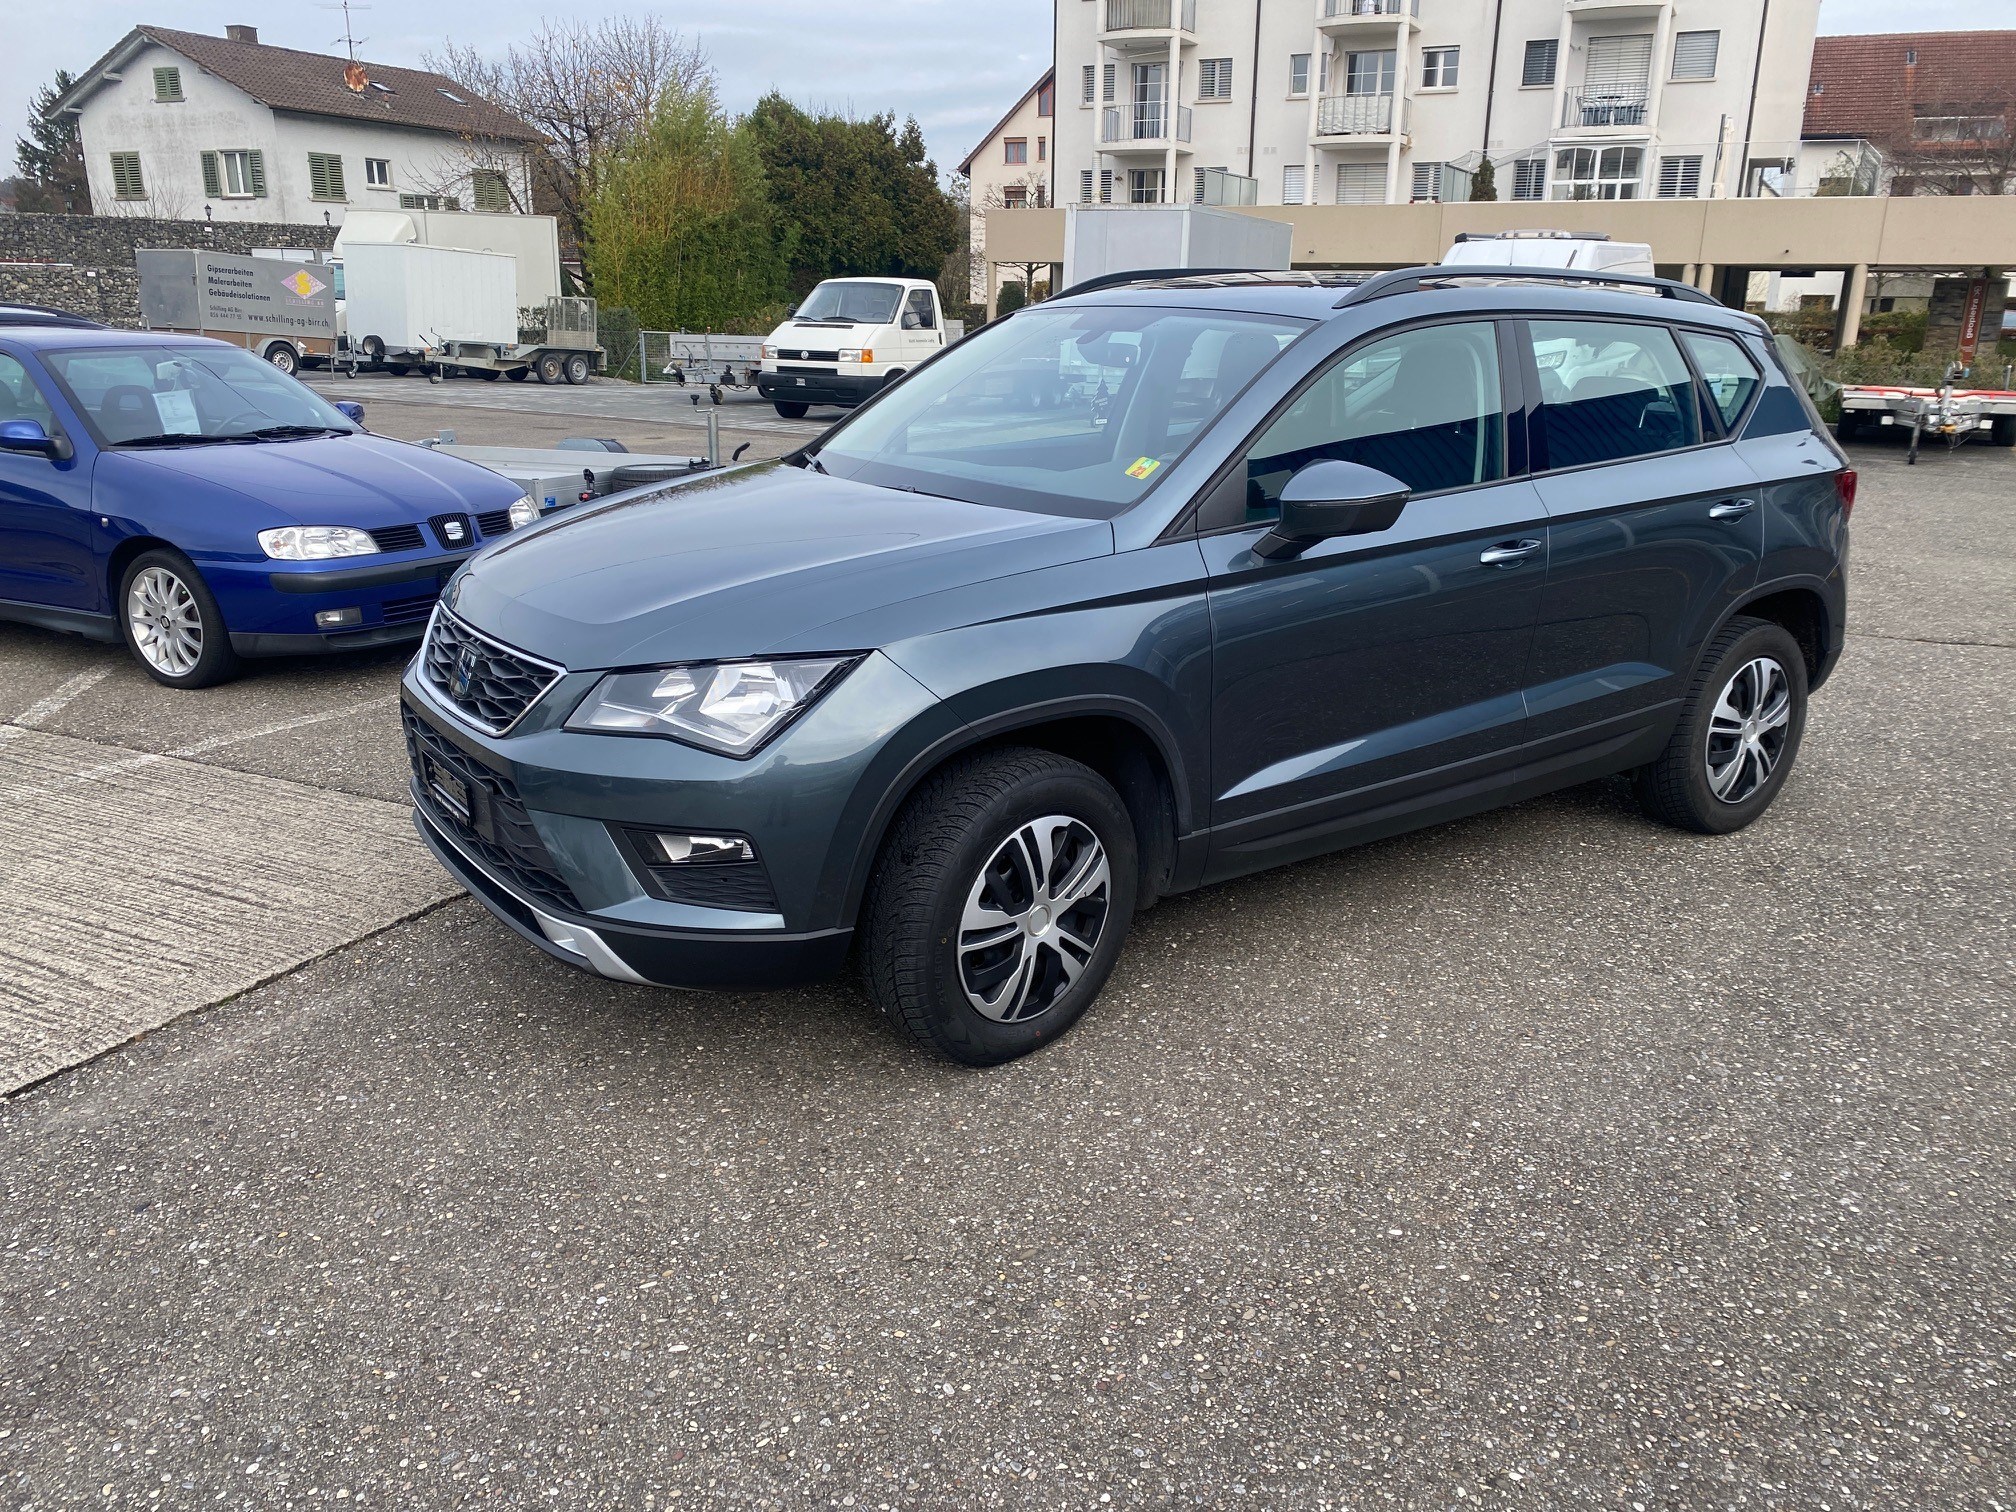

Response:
(426, 17), (711, 266)
(1881, 88), (2016, 197)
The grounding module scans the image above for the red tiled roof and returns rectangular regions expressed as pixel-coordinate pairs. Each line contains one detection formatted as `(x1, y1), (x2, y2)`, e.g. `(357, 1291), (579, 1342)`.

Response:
(1804, 30), (2016, 140)
(54, 25), (540, 143)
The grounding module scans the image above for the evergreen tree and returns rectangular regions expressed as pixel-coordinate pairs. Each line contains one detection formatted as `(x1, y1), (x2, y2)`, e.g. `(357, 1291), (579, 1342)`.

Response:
(14, 70), (89, 214)
(1470, 157), (1498, 203)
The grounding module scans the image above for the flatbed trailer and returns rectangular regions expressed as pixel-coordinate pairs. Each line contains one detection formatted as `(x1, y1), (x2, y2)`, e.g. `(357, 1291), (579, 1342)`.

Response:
(1837, 381), (2016, 461)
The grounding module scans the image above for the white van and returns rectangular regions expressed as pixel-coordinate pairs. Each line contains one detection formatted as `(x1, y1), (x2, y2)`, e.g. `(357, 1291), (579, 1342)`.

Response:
(756, 277), (946, 418)
(1439, 230), (1656, 278)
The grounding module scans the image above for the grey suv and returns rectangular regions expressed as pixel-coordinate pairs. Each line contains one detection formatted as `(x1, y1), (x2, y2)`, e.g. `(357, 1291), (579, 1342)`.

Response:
(404, 268), (1852, 1065)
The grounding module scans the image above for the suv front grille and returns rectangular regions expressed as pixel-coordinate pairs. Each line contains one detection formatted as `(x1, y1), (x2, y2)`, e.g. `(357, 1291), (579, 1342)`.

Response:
(419, 610), (562, 734)
(404, 709), (581, 914)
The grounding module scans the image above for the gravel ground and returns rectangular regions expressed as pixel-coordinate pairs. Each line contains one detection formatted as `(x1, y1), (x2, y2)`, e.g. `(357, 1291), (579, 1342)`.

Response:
(0, 435), (2011, 1509)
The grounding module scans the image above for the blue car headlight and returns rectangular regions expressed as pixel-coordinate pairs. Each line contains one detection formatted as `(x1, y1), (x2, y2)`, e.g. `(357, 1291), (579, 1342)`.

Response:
(565, 656), (856, 755)
(258, 526), (381, 561)
(508, 494), (541, 529)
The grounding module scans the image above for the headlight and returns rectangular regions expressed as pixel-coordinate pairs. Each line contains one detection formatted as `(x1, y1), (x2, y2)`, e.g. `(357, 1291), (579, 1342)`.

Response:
(508, 494), (541, 529)
(258, 525), (380, 560)
(838, 348), (873, 364)
(565, 656), (856, 755)
(760, 344), (778, 360)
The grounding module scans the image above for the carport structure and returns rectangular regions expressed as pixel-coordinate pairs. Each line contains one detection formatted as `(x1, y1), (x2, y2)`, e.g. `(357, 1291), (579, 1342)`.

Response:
(983, 196), (2016, 347)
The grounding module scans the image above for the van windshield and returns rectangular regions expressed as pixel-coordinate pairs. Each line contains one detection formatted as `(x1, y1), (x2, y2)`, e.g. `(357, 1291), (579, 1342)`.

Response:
(795, 282), (904, 326)
(810, 305), (1308, 518)
(42, 344), (358, 448)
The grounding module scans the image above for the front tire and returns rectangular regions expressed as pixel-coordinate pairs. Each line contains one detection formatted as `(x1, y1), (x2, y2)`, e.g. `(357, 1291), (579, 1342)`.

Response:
(535, 353), (564, 385)
(265, 343), (299, 377)
(119, 549), (241, 689)
(863, 748), (1137, 1066)
(1634, 617), (1808, 835)
(772, 401), (809, 420)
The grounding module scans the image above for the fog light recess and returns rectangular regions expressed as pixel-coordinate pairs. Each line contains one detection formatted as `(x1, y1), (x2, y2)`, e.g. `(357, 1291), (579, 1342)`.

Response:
(316, 607), (363, 629)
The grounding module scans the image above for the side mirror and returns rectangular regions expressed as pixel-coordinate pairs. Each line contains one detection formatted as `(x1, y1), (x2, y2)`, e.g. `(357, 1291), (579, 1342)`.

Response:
(1255, 459), (1409, 561)
(333, 400), (365, 425)
(0, 418), (73, 462)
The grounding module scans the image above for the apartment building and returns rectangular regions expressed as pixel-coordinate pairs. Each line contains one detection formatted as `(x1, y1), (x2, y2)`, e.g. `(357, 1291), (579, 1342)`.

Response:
(1053, 0), (1820, 211)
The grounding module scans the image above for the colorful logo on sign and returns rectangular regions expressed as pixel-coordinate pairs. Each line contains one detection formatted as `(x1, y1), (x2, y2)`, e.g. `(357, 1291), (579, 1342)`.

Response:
(282, 270), (327, 301)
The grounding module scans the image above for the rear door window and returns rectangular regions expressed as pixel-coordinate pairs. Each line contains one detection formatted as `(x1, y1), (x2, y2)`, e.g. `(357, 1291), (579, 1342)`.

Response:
(1679, 330), (1762, 432)
(1526, 319), (1702, 470)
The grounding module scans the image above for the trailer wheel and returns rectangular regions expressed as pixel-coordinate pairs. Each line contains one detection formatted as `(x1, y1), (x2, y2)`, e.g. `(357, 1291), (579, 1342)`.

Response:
(1992, 415), (2016, 448)
(563, 354), (591, 386)
(476, 368), (502, 382)
(773, 401), (809, 420)
(389, 364), (413, 377)
(505, 367), (529, 382)
(535, 353), (565, 385)
(359, 336), (386, 366)
(1834, 411), (1860, 443)
(264, 343), (299, 377)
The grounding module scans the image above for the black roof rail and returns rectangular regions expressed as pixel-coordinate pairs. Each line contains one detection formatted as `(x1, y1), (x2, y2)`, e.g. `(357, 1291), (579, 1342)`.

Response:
(1333, 265), (1722, 309)
(1055, 267), (1280, 299)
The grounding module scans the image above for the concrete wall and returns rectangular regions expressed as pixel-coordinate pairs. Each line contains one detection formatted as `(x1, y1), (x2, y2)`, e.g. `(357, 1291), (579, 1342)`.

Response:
(74, 39), (534, 226)
(0, 211), (338, 327)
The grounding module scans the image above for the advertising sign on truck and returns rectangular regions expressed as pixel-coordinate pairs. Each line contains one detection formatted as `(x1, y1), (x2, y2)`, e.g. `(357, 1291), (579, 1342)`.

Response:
(136, 250), (338, 375)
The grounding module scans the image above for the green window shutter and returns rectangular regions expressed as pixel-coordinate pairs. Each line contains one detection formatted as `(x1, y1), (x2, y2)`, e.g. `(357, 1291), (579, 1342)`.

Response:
(247, 151), (267, 197)
(200, 150), (222, 198)
(309, 152), (346, 201)
(471, 169), (509, 211)
(111, 152), (145, 199)
(153, 66), (183, 102)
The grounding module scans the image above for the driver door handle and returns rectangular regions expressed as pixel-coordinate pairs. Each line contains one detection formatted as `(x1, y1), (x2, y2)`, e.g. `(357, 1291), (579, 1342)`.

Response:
(1479, 539), (1543, 568)
(1709, 497), (1757, 521)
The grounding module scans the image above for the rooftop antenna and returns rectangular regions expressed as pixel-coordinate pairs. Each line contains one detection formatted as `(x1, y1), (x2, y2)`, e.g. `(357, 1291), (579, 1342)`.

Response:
(317, 0), (372, 61)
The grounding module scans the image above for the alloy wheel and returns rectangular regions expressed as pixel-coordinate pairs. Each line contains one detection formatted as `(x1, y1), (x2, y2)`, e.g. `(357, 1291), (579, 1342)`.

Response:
(127, 566), (204, 677)
(1705, 655), (1790, 804)
(958, 816), (1111, 1023)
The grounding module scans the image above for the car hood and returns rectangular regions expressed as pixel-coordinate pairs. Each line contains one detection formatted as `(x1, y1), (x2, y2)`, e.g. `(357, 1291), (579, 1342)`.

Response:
(106, 432), (522, 527)
(448, 462), (1115, 670)
(771, 320), (884, 342)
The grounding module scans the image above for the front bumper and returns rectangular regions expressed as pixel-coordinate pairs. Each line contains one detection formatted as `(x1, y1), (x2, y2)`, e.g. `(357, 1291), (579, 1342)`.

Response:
(755, 369), (885, 407)
(205, 551), (472, 651)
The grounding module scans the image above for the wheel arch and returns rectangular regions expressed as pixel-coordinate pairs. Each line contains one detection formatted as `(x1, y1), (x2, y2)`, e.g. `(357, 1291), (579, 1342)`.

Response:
(1719, 578), (1840, 690)
(105, 534), (182, 609)
(837, 696), (1193, 928)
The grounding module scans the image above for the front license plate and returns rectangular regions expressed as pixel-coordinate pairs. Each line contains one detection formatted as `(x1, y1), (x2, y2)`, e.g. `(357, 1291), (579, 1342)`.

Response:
(424, 757), (471, 821)
(794, 377), (806, 386)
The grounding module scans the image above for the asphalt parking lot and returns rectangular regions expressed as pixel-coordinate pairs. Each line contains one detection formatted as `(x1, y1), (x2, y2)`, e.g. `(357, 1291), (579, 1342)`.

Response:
(0, 412), (2010, 1507)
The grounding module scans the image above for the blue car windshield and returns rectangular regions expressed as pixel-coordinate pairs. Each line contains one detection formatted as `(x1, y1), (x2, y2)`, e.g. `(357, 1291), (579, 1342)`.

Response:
(811, 305), (1309, 518)
(40, 343), (358, 447)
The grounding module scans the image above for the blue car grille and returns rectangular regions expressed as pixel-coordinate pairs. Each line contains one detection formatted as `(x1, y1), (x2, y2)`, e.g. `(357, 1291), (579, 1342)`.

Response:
(382, 592), (440, 626)
(475, 508), (515, 537)
(419, 610), (562, 734)
(403, 708), (580, 914)
(368, 523), (425, 553)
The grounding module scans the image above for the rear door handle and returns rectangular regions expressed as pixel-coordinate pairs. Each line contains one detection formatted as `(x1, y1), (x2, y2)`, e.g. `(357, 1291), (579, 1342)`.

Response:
(1479, 539), (1543, 568)
(1709, 498), (1757, 521)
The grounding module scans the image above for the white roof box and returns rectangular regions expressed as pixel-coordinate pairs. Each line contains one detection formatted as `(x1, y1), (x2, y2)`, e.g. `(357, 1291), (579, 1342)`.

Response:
(1440, 230), (1655, 277)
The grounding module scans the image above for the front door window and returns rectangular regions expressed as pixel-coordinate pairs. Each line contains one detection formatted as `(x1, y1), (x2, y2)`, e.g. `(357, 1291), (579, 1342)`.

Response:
(1132, 63), (1166, 139)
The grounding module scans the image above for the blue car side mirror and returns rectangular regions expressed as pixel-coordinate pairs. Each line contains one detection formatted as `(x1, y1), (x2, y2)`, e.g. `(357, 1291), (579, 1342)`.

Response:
(333, 400), (366, 425)
(0, 417), (73, 462)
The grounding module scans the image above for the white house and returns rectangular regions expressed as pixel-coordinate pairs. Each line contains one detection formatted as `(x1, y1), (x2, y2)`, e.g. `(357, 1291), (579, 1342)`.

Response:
(1056, 0), (1821, 210)
(958, 70), (1057, 299)
(52, 24), (540, 226)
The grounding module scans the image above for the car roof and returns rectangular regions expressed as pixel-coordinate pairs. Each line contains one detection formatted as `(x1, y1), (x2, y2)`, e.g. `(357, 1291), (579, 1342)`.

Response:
(0, 304), (108, 331)
(0, 325), (231, 352)
(1043, 267), (1771, 336)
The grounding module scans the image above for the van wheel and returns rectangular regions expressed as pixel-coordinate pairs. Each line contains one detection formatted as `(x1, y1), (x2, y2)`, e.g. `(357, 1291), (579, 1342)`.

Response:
(773, 401), (809, 420)
(265, 343), (299, 377)
(1634, 616), (1808, 835)
(119, 549), (241, 690)
(563, 354), (591, 385)
(863, 747), (1137, 1066)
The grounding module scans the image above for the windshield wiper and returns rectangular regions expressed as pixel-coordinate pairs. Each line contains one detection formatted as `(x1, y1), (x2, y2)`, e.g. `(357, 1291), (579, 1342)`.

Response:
(231, 424), (351, 441)
(110, 432), (235, 448)
(800, 452), (828, 474)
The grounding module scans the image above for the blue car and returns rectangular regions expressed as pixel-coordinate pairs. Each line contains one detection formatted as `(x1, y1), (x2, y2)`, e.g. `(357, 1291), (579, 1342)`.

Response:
(0, 308), (538, 687)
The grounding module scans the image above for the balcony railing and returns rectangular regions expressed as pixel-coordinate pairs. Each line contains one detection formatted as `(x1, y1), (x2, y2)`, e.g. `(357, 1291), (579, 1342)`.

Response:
(1101, 104), (1194, 144)
(1322, 0), (1418, 18)
(1562, 90), (1651, 129)
(1103, 0), (1197, 31)
(1316, 92), (1399, 136)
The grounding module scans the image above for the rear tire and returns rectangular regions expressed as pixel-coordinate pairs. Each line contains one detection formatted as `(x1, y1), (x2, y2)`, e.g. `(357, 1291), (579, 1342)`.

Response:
(1634, 616), (1808, 836)
(773, 401), (809, 420)
(862, 747), (1137, 1067)
(535, 353), (564, 385)
(118, 549), (241, 690)
(265, 343), (299, 377)
(563, 354), (591, 385)
(1992, 415), (2016, 447)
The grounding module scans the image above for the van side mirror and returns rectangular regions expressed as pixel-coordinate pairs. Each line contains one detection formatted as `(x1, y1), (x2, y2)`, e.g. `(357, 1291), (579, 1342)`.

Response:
(333, 400), (365, 425)
(0, 418), (73, 462)
(1255, 459), (1409, 560)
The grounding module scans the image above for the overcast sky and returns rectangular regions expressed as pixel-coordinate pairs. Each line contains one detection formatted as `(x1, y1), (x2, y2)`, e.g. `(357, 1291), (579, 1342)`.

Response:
(6, 0), (2012, 184)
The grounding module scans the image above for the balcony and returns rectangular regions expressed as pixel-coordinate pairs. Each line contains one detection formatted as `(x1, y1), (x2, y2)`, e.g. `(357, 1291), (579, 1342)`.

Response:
(1559, 90), (1652, 132)
(1314, 92), (1406, 139)
(1101, 104), (1195, 150)
(1317, 0), (1420, 33)
(1564, 0), (1670, 16)
(1100, 0), (1197, 47)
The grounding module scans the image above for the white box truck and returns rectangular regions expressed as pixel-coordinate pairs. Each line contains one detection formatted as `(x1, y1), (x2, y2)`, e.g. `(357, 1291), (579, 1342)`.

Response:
(339, 242), (517, 370)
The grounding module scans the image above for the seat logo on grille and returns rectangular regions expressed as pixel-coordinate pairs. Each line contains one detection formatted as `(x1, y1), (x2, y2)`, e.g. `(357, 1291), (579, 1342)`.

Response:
(443, 519), (468, 544)
(451, 644), (479, 699)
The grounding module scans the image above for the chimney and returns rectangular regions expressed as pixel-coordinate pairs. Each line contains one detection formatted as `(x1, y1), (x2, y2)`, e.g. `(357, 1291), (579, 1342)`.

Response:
(225, 24), (258, 44)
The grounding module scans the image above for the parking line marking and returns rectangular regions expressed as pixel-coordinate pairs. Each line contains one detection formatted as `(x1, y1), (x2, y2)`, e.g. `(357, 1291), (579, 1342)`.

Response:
(9, 666), (112, 731)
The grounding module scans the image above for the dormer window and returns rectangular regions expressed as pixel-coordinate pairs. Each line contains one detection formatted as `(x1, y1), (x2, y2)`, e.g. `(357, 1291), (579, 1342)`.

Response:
(369, 80), (394, 94)
(436, 87), (466, 104)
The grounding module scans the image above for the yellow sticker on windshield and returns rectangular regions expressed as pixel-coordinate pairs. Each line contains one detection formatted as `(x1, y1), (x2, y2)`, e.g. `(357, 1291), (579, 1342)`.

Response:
(1125, 457), (1160, 480)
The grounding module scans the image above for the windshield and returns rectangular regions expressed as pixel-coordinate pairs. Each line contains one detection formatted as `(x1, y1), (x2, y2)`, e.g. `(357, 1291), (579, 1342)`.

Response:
(40, 343), (358, 447)
(812, 305), (1308, 517)
(794, 282), (905, 326)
